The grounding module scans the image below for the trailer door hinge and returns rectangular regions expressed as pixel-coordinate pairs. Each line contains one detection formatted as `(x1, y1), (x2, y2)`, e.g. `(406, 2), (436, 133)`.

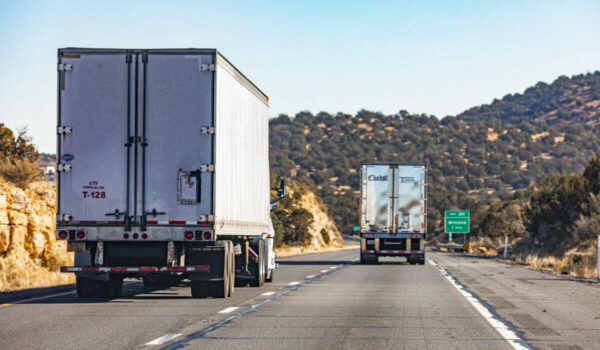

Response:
(200, 63), (215, 71)
(199, 164), (215, 172)
(200, 126), (215, 135)
(57, 163), (72, 172)
(58, 214), (73, 222)
(57, 126), (72, 134)
(58, 63), (73, 72)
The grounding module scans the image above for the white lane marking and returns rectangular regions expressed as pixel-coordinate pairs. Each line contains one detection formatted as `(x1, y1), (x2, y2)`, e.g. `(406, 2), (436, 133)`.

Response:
(218, 306), (239, 314)
(320, 269), (328, 273)
(428, 258), (531, 350)
(305, 275), (315, 279)
(145, 333), (181, 345)
(329, 266), (337, 268)
(261, 291), (276, 296)
(287, 281), (300, 286)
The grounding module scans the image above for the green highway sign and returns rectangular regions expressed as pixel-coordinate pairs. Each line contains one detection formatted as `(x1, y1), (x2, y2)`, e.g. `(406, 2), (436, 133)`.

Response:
(445, 210), (470, 234)
(352, 226), (360, 232)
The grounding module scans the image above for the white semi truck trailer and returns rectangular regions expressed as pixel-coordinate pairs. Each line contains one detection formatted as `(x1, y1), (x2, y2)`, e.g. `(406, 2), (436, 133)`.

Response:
(360, 163), (427, 265)
(56, 48), (276, 298)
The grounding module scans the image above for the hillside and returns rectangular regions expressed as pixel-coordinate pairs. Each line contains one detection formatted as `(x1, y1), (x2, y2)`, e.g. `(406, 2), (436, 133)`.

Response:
(270, 178), (342, 249)
(270, 72), (600, 234)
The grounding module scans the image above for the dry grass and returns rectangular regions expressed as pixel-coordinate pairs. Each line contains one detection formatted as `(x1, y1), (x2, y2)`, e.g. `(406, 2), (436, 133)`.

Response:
(0, 249), (74, 291)
(0, 158), (43, 189)
(514, 242), (597, 279)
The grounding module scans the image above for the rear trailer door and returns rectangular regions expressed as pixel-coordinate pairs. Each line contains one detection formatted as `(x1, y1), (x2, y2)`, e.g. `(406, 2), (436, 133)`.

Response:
(57, 52), (131, 224)
(141, 53), (214, 223)
(395, 165), (426, 233)
(361, 164), (393, 231)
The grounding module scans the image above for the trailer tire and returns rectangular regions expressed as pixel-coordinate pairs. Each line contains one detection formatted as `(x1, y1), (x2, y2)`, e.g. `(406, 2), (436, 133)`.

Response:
(227, 241), (235, 297)
(95, 276), (122, 298)
(76, 277), (96, 298)
(208, 241), (230, 298)
(249, 239), (265, 287)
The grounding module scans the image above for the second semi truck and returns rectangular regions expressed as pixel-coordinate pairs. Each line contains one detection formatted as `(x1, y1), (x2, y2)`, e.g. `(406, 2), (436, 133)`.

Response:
(56, 48), (276, 298)
(360, 163), (427, 265)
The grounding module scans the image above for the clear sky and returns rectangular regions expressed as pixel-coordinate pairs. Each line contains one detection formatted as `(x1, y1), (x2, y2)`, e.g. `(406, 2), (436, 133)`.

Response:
(1, 0), (599, 153)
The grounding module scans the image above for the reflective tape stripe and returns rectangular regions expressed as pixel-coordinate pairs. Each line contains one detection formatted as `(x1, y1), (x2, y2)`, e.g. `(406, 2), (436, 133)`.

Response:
(374, 250), (424, 254)
(248, 247), (258, 259)
(60, 266), (210, 273)
(146, 221), (212, 225)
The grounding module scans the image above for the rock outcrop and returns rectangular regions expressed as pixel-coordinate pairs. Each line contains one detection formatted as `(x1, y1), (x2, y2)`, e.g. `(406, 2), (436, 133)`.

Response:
(0, 180), (73, 291)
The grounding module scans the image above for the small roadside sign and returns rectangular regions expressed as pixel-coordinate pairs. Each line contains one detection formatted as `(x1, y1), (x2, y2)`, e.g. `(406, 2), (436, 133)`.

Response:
(353, 226), (360, 232)
(445, 210), (470, 234)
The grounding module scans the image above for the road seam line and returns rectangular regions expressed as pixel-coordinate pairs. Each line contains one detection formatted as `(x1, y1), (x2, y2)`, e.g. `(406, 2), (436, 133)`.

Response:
(218, 306), (239, 314)
(428, 258), (532, 350)
(145, 334), (181, 345)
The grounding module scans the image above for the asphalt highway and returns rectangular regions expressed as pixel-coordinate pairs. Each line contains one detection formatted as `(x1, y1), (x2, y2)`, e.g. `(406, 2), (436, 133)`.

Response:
(1, 249), (598, 349)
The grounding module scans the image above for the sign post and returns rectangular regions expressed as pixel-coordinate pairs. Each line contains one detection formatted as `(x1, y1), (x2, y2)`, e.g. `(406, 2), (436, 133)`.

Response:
(445, 210), (470, 243)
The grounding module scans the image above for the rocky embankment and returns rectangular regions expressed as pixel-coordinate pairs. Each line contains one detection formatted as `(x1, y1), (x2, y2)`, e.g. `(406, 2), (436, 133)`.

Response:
(0, 181), (73, 291)
(274, 181), (348, 257)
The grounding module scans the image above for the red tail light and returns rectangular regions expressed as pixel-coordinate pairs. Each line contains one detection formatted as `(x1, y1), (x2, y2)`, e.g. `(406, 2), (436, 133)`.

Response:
(58, 231), (68, 239)
(142, 233), (148, 239)
(133, 233), (139, 239)
(123, 233), (129, 239)
(202, 231), (212, 240)
(185, 231), (194, 240)
(76, 231), (86, 239)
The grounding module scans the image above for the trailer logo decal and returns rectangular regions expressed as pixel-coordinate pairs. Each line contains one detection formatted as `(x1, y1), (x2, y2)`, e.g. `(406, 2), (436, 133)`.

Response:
(82, 180), (106, 199)
(368, 175), (387, 181)
(61, 153), (75, 162)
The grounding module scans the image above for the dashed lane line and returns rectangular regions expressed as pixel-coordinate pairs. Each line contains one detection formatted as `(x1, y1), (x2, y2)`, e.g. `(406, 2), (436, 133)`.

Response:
(160, 262), (353, 350)
(145, 334), (182, 346)
(261, 291), (276, 296)
(218, 306), (239, 314)
(287, 281), (300, 286)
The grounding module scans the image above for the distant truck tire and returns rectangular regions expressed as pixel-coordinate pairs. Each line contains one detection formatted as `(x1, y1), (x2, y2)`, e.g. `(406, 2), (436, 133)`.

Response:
(249, 239), (265, 287)
(76, 276), (96, 298)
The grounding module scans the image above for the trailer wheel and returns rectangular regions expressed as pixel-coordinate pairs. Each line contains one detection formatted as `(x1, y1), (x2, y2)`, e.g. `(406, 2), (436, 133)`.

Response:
(208, 241), (230, 298)
(227, 241), (235, 297)
(111, 276), (123, 297)
(95, 276), (122, 298)
(76, 277), (96, 298)
(249, 239), (265, 287)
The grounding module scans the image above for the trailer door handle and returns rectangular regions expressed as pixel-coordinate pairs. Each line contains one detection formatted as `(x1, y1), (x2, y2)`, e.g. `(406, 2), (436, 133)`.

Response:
(105, 209), (126, 219)
(145, 209), (166, 217)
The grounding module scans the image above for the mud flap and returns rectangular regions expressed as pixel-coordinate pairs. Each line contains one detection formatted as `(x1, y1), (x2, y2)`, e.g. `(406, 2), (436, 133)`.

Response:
(186, 245), (225, 281)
